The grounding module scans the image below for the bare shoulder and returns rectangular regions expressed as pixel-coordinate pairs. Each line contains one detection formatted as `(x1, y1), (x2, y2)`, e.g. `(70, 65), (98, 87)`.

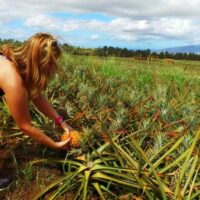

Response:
(0, 59), (25, 94)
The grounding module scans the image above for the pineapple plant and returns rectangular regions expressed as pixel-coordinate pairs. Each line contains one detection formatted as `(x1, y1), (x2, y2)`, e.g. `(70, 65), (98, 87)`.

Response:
(61, 130), (81, 148)
(28, 56), (200, 199)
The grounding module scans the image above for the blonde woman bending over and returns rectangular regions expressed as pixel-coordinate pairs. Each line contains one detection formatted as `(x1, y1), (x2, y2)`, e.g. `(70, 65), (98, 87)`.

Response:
(0, 33), (73, 151)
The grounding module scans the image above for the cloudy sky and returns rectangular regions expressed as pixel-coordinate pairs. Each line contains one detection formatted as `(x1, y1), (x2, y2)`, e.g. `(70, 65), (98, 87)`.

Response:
(1, 0), (200, 49)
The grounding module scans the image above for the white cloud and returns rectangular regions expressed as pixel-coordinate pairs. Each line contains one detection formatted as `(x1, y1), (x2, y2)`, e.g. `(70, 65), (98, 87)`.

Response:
(25, 15), (80, 32)
(0, 27), (27, 40)
(1, 0), (200, 22)
(0, 1), (198, 22)
(113, 34), (136, 42)
(151, 18), (190, 38)
(23, 14), (200, 43)
(109, 18), (149, 32)
(25, 15), (61, 30)
(91, 34), (99, 40)
(1, 0), (200, 46)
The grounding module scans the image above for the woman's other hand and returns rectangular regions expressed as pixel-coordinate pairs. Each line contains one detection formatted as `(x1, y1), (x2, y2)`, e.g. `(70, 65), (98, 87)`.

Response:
(55, 138), (71, 150)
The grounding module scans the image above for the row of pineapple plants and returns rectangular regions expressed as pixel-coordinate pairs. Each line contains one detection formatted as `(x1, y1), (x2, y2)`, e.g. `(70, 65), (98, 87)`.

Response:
(1, 55), (200, 199)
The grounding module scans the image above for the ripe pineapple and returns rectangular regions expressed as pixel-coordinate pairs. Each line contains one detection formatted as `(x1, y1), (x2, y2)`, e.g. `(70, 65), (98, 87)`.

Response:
(61, 131), (81, 148)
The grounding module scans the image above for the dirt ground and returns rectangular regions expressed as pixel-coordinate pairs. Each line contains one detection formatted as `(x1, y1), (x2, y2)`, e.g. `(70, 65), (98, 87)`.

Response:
(0, 135), (68, 200)
(2, 166), (62, 200)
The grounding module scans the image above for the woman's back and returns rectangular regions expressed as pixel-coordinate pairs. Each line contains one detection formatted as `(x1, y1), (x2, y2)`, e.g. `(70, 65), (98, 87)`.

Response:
(0, 55), (8, 96)
(0, 55), (22, 96)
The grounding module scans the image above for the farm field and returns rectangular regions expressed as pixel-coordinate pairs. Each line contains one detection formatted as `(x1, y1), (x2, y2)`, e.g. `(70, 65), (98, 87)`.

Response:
(0, 54), (200, 200)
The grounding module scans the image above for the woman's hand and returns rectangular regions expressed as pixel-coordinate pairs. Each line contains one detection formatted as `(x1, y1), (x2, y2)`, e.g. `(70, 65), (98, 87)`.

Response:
(61, 122), (74, 134)
(55, 138), (71, 150)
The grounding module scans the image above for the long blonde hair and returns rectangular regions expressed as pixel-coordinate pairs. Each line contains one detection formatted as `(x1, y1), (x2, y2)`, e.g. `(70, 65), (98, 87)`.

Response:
(0, 33), (62, 99)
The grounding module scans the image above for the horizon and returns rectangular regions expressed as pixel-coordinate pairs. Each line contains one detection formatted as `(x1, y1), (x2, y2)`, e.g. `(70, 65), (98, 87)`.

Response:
(2, 36), (200, 52)
(1, 0), (200, 50)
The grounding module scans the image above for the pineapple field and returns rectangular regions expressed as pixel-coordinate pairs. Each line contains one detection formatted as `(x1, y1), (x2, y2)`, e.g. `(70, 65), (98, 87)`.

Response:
(0, 54), (200, 200)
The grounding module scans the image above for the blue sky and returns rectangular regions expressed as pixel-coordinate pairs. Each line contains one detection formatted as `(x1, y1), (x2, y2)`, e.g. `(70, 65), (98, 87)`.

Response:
(1, 0), (200, 50)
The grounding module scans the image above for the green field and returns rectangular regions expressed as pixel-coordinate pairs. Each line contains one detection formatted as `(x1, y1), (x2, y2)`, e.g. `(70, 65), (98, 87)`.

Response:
(1, 55), (200, 199)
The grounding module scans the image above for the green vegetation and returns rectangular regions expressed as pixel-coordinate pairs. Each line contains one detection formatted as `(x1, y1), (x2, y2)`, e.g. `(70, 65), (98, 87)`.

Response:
(1, 37), (200, 60)
(63, 44), (200, 60)
(1, 55), (200, 199)
(0, 38), (22, 47)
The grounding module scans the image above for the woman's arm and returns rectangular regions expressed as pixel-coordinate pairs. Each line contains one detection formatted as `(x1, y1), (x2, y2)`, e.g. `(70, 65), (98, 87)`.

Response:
(31, 94), (74, 133)
(2, 76), (70, 150)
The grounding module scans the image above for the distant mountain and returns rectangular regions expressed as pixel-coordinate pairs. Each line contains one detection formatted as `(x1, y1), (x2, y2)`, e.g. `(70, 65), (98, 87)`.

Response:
(156, 45), (200, 54)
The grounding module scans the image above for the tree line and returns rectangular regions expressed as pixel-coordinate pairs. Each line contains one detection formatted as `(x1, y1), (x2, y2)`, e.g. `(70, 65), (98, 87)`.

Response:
(1, 38), (200, 61)
(63, 44), (200, 61)
(0, 38), (22, 47)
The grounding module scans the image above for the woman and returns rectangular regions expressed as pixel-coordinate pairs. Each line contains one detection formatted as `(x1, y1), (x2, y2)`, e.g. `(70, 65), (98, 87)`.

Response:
(0, 33), (73, 150)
